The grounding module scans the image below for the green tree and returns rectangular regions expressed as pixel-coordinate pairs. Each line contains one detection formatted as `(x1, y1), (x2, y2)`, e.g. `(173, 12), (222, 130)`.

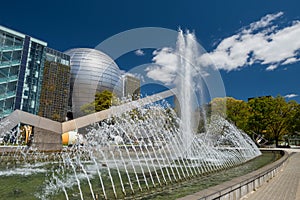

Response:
(209, 95), (299, 147)
(247, 96), (297, 147)
(80, 90), (118, 114)
(265, 97), (297, 147)
(289, 104), (300, 133)
(209, 97), (251, 131)
(247, 96), (273, 137)
(226, 97), (250, 131)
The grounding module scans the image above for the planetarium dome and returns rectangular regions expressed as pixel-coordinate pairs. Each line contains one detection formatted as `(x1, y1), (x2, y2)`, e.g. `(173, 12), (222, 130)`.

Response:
(65, 48), (122, 117)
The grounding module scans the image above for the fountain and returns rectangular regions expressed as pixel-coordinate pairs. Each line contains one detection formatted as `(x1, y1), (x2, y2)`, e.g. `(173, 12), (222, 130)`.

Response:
(0, 30), (261, 200)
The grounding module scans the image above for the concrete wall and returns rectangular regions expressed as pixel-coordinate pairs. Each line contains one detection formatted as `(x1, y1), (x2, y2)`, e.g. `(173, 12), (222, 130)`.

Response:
(178, 150), (289, 200)
(31, 127), (62, 151)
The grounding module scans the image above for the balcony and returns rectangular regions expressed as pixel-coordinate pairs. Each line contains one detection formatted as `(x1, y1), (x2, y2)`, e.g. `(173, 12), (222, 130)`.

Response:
(0, 61), (21, 68)
(0, 91), (16, 101)
(0, 75), (18, 84)
(0, 45), (23, 52)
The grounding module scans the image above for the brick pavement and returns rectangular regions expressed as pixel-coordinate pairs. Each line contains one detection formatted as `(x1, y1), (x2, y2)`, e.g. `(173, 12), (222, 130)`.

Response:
(241, 152), (300, 200)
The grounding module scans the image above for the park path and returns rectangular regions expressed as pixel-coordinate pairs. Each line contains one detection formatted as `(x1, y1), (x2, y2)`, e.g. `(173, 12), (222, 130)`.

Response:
(241, 151), (300, 200)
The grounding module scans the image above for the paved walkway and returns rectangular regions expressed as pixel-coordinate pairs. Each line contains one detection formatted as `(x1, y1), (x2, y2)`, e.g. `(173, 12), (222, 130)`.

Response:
(242, 150), (300, 200)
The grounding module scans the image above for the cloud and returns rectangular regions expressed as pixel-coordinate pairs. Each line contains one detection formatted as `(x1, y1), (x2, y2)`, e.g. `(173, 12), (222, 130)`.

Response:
(266, 65), (278, 71)
(284, 93), (298, 98)
(134, 49), (145, 56)
(145, 48), (178, 84)
(147, 12), (300, 84)
(198, 12), (300, 71)
(282, 57), (300, 65)
(246, 12), (283, 32)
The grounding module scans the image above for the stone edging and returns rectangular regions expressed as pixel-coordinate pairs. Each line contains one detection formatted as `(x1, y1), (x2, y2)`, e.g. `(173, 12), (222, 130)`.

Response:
(178, 150), (289, 200)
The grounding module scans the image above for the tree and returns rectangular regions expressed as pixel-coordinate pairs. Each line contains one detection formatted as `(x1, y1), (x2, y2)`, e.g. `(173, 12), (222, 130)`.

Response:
(226, 97), (250, 131)
(209, 95), (299, 147)
(247, 96), (273, 137)
(289, 104), (300, 133)
(209, 97), (250, 131)
(265, 97), (297, 147)
(247, 96), (297, 147)
(80, 90), (118, 114)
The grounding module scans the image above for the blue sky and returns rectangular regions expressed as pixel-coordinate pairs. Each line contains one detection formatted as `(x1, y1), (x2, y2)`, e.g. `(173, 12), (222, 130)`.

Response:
(1, 0), (300, 102)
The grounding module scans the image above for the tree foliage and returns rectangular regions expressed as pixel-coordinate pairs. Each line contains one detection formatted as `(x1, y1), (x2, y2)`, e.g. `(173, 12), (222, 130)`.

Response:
(80, 90), (118, 114)
(209, 96), (300, 147)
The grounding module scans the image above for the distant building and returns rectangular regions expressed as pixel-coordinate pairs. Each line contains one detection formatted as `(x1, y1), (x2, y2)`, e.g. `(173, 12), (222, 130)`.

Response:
(122, 74), (140, 100)
(38, 48), (71, 122)
(0, 25), (47, 118)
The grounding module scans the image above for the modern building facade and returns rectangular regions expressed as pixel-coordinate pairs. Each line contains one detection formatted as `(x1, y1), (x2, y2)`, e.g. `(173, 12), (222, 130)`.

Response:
(65, 48), (122, 117)
(1, 25), (140, 121)
(122, 74), (140, 100)
(38, 48), (71, 122)
(0, 25), (47, 118)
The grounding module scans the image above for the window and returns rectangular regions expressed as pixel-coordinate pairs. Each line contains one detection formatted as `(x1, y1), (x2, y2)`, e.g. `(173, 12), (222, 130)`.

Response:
(4, 34), (14, 46)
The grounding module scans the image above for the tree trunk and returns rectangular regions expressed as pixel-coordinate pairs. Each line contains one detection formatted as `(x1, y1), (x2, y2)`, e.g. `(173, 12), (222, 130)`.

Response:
(275, 138), (279, 147)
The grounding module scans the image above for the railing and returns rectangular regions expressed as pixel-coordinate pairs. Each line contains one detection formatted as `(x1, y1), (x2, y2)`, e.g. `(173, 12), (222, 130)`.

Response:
(0, 61), (21, 68)
(178, 150), (289, 200)
(0, 91), (16, 101)
(0, 75), (18, 84)
(0, 45), (23, 51)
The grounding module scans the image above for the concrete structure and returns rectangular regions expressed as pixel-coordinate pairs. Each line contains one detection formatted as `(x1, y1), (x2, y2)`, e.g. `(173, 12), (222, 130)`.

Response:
(0, 89), (175, 150)
(65, 48), (123, 118)
(241, 150), (300, 200)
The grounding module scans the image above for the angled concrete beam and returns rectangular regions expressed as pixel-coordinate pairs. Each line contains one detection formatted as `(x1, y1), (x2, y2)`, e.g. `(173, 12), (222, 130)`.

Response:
(0, 110), (62, 134)
(0, 89), (176, 134)
(61, 89), (176, 132)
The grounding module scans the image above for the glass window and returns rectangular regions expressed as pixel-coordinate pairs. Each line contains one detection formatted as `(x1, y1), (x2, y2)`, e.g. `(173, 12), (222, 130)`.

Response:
(0, 100), (4, 109)
(10, 65), (19, 76)
(0, 68), (9, 77)
(7, 82), (16, 92)
(3, 51), (12, 61)
(12, 50), (22, 61)
(0, 84), (6, 94)
(14, 37), (23, 47)
(0, 34), (5, 46)
(4, 34), (14, 46)
(5, 98), (14, 109)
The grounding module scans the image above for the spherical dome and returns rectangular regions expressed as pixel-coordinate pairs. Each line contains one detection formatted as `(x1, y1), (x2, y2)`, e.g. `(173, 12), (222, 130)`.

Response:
(65, 48), (122, 117)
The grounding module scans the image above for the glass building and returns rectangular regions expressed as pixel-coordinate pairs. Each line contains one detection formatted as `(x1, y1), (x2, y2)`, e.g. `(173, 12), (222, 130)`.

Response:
(65, 48), (122, 117)
(0, 25), (47, 118)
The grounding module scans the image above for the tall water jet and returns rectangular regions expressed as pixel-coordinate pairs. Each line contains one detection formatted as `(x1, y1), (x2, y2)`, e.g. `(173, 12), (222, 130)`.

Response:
(176, 30), (201, 157)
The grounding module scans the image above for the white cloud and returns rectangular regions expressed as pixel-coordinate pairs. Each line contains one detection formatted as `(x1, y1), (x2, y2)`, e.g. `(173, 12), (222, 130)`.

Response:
(198, 12), (300, 71)
(284, 94), (298, 98)
(282, 57), (300, 65)
(246, 12), (283, 32)
(134, 49), (145, 56)
(145, 48), (178, 84)
(266, 65), (278, 71)
(147, 12), (300, 84)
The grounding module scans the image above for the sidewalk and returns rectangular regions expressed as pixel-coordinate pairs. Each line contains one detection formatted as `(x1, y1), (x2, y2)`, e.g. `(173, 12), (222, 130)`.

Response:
(241, 152), (300, 200)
